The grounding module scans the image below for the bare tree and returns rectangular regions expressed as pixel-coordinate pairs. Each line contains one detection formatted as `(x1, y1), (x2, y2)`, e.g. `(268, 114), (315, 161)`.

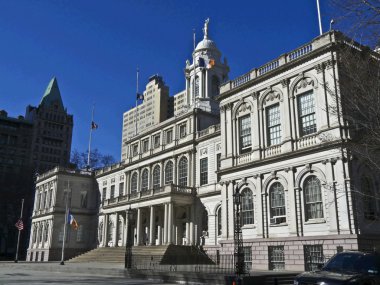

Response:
(331, 0), (380, 48)
(70, 148), (116, 170)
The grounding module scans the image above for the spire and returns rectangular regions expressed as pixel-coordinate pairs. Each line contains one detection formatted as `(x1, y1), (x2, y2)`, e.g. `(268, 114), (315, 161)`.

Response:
(39, 77), (64, 110)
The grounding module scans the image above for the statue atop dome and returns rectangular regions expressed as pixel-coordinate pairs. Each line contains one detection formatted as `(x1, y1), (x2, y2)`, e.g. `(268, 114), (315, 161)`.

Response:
(203, 18), (210, 39)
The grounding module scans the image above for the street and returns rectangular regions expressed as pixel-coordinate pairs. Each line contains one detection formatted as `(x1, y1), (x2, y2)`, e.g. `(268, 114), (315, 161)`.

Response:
(0, 267), (173, 285)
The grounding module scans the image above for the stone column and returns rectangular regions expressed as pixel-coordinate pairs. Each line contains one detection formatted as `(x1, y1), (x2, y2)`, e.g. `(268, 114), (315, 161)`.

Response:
(149, 206), (155, 245)
(190, 203), (195, 245)
(227, 182), (235, 238)
(163, 203), (168, 244)
(103, 214), (108, 247)
(221, 182), (228, 239)
(125, 210), (130, 247)
(168, 202), (173, 244)
(136, 208), (141, 245)
(157, 225), (162, 245)
(114, 212), (119, 247)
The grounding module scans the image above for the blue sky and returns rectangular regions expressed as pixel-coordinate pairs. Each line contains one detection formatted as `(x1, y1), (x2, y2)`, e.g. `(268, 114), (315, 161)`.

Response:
(0, 0), (335, 161)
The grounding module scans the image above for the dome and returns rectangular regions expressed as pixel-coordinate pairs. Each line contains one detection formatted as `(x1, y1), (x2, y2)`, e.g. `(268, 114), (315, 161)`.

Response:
(195, 38), (219, 52)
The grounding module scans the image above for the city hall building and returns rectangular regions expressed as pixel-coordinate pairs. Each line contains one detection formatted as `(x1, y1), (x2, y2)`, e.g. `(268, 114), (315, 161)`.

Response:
(27, 21), (380, 271)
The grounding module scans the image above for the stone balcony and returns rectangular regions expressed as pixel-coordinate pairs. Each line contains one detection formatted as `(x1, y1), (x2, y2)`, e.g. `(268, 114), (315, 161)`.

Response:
(102, 184), (196, 208)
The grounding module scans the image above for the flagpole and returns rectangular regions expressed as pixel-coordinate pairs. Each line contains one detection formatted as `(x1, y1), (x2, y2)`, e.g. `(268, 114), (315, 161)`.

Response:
(135, 67), (139, 136)
(14, 198), (24, 263)
(316, 0), (323, 35)
(60, 181), (70, 265)
(192, 29), (196, 107)
(87, 105), (95, 169)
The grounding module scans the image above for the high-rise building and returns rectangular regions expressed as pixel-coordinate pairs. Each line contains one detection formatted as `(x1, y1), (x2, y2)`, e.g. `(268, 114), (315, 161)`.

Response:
(25, 77), (73, 173)
(121, 75), (169, 161)
(0, 77), (73, 260)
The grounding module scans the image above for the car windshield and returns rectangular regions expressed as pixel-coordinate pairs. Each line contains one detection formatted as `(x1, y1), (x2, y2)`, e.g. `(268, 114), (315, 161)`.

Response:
(323, 253), (380, 274)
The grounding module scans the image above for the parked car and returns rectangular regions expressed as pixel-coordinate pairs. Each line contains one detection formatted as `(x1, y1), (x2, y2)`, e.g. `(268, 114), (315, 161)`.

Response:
(294, 251), (380, 285)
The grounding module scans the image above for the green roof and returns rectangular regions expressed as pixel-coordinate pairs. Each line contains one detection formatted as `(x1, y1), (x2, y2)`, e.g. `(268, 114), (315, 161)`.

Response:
(39, 77), (64, 110)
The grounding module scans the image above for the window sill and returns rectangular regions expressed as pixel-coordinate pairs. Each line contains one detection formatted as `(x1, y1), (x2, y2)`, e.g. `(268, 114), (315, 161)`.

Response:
(269, 223), (288, 227)
(242, 224), (256, 229)
(304, 218), (326, 225)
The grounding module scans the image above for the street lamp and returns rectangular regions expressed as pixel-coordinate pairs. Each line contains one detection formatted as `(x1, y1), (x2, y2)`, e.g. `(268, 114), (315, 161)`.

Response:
(125, 205), (134, 269)
(233, 185), (245, 277)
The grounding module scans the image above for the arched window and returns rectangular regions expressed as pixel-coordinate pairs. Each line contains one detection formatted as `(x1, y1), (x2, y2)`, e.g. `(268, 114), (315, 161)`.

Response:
(217, 206), (222, 236)
(193, 76), (199, 98)
(178, 157), (188, 186)
(304, 176), (323, 221)
(44, 222), (49, 242)
(269, 182), (286, 224)
(38, 224), (43, 243)
(165, 161), (173, 185)
(212, 76), (220, 98)
(361, 176), (376, 219)
(141, 169), (149, 191)
(131, 172), (138, 193)
(153, 165), (160, 189)
(241, 188), (254, 225)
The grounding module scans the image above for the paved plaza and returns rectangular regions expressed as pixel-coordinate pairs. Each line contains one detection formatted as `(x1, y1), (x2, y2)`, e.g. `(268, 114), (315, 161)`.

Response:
(0, 265), (173, 285)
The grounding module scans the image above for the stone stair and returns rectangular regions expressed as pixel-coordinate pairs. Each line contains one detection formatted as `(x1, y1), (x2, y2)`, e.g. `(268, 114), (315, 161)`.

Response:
(68, 244), (214, 265)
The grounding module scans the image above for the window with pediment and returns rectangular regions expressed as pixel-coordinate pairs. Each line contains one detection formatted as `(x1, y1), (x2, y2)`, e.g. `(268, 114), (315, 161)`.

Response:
(298, 91), (317, 136)
(266, 104), (281, 146)
(165, 161), (173, 184)
(239, 115), (252, 153)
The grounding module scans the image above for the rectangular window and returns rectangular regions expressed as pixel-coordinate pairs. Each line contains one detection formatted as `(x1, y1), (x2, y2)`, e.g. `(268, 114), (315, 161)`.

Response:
(179, 124), (187, 138)
(119, 182), (124, 196)
(80, 192), (87, 208)
(110, 185), (115, 199)
(269, 246), (285, 270)
(216, 153), (221, 170)
(266, 104), (281, 146)
(239, 115), (252, 152)
(298, 91), (317, 136)
(243, 246), (252, 272)
(132, 144), (138, 156)
(102, 188), (106, 202)
(154, 135), (160, 148)
(200, 158), (208, 186)
(166, 129), (173, 144)
(142, 139), (149, 153)
(304, 244), (324, 271)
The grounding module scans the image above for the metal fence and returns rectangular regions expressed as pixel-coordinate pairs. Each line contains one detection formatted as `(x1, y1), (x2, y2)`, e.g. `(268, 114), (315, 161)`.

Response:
(130, 253), (236, 274)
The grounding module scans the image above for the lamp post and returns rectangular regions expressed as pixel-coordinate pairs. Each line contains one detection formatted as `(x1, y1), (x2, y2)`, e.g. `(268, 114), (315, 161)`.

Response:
(233, 185), (245, 278)
(125, 206), (134, 269)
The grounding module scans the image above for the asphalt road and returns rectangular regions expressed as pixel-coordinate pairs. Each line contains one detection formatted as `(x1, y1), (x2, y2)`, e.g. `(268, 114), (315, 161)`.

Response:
(0, 267), (173, 285)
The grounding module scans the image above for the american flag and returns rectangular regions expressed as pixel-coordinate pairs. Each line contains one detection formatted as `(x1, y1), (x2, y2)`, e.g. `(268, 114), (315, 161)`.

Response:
(15, 219), (24, 231)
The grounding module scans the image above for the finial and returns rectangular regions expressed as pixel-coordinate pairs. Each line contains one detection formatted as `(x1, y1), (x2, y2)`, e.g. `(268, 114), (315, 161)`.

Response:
(203, 18), (210, 39)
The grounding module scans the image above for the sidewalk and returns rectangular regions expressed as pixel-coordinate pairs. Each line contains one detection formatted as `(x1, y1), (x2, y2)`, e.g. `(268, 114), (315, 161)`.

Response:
(0, 261), (300, 284)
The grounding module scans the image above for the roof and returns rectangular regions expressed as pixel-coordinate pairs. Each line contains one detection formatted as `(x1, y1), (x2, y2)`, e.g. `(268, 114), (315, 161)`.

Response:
(39, 77), (64, 110)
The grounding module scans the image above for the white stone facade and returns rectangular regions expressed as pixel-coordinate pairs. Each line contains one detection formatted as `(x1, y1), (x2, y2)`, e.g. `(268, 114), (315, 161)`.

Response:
(26, 167), (98, 261)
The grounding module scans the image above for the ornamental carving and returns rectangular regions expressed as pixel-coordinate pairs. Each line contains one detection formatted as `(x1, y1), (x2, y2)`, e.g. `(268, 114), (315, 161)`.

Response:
(315, 63), (324, 74)
(295, 77), (314, 93)
(264, 91), (281, 105)
(280, 79), (289, 88)
(216, 143), (221, 151)
(200, 148), (208, 156)
(237, 101), (251, 115)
